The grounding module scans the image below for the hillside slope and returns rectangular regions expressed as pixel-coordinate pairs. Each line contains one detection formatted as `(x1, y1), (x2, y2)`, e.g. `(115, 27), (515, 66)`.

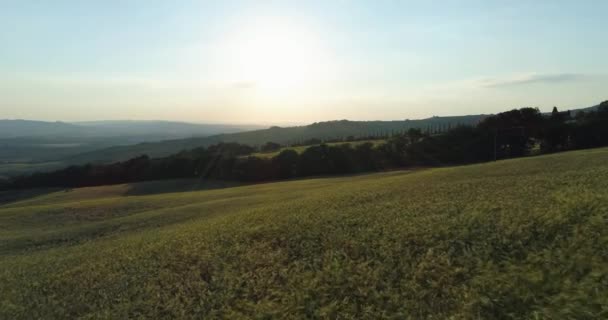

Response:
(1, 148), (607, 318)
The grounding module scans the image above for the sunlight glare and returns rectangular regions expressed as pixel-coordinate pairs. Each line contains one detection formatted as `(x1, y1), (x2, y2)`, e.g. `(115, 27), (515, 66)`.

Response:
(222, 18), (330, 92)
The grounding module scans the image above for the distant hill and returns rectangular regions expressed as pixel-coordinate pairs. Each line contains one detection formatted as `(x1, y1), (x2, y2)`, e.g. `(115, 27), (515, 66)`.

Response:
(569, 102), (604, 115)
(543, 101), (606, 116)
(0, 120), (264, 165)
(72, 120), (263, 138)
(0, 119), (263, 139)
(65, 101), (607, 165)
(0, 120), (86, 138)
(65, 114), (487, 164)
(4, 101), (604, 172)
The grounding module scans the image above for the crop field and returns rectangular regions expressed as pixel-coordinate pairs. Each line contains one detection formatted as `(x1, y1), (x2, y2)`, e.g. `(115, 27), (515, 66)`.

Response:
(250, 139), (387, 158)
(1, 148), (607, 318)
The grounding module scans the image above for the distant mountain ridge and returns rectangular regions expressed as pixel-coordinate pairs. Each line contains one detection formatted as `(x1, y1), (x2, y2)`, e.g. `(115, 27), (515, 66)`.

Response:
(0, 120), (265, 170)
(0, 119), (263, 139)
(0, 120), (85, 138)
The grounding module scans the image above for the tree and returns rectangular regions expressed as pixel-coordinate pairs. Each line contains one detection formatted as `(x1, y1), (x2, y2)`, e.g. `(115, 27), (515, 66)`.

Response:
(326, 144), (356, 174)
(261, 142), (281, 153)
(233, 156), (273, 181)
(477, 108), (543, 158)
(353, 142), (379, 171)
(273, 149), (299, 179)
(570, 103), (608, 148)
(542, 106), (569, 152)
(380, 134), (409, 166)
(407, 128), (424, 143)
(298, 144), (331, 176)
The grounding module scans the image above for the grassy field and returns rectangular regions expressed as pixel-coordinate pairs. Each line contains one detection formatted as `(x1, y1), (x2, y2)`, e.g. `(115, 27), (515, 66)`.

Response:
(1, 148), (607, 319)
(250, 139), (386, 158)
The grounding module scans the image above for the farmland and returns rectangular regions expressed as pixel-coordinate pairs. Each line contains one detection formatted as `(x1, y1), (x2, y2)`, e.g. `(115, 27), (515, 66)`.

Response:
(1, 148), (607, 318)
(250, 139), (387, 158)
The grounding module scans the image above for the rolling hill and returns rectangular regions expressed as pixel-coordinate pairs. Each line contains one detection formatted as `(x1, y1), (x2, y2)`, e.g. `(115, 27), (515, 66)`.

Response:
(248, 139), (387, 159)
(0, 120), (264, 175)
(65, 102), (606, 165)
(1, 147), (607, 318)
(0, 120), (85, 138)
(0, 119), (262, 139)
(3, 102), (604, 175)
(72, 120), (264, 138)
(64, 114), (488, 164)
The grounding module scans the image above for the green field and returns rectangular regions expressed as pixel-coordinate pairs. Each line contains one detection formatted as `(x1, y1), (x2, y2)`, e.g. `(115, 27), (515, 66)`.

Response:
(250, 139), (386, 158)
(1, 148), (607, 318)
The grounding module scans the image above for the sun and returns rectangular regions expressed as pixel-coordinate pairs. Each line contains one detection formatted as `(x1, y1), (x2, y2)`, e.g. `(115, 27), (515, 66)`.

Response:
(221, 18), (329, 91)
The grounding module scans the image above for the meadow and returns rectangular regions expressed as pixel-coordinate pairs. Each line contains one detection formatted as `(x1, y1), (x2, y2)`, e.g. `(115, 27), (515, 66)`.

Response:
(249, 139), (386, 158)
(1, 148), (607, 319)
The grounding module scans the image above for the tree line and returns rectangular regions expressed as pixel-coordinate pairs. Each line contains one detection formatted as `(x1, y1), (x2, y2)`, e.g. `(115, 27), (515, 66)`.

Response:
(2, 101), (607, 190)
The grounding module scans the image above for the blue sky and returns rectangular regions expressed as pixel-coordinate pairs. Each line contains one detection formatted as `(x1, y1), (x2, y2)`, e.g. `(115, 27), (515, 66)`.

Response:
(0, 0), (606, 124)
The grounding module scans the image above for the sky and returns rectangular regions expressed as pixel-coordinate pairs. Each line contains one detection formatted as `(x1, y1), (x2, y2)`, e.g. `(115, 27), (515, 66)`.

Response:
(0, 0), (607, 124)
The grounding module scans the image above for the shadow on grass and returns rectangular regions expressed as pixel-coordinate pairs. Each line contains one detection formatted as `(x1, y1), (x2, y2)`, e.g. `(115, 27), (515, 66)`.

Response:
(124, 178), (244, 196)
(0, 168), (424, 206)
(126, 169), (424, 196)
(0, 188), (63, 206)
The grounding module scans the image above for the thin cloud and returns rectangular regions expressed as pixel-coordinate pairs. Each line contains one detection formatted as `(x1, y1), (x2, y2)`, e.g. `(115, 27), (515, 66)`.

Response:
(480, 73), (588, 88)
